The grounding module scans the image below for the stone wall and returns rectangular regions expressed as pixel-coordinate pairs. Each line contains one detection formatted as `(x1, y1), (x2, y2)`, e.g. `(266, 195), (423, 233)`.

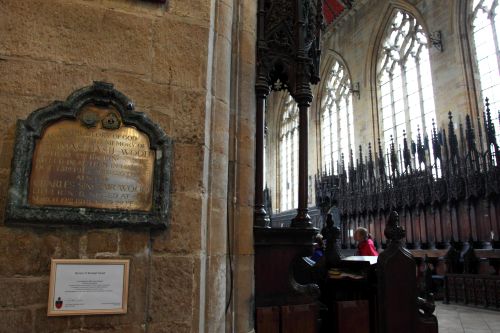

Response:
(0, 0), (255, 332)
(266, 0), (482, 212)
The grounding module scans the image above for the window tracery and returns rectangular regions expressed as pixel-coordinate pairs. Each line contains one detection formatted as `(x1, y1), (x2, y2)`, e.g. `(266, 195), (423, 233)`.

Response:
(377, 10), (436, 170)
(320, 59), (355, 174)
(470, 0), (500, 141)
(279, 96), (299, 211)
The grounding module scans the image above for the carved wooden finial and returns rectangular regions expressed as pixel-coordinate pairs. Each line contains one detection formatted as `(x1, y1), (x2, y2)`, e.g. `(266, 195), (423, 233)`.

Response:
(384, 211), (406, 242)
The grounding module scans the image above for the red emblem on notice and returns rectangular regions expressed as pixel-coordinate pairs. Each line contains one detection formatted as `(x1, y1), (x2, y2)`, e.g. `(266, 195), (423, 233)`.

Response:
(55, 297), (63, 309)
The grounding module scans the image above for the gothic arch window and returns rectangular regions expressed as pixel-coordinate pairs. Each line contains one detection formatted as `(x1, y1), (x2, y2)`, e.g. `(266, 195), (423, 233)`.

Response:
(470, 0), (500, 139)
(279, 96), (299, 212)
(377, 9), (436, 168)
(320, 58), (355, 174)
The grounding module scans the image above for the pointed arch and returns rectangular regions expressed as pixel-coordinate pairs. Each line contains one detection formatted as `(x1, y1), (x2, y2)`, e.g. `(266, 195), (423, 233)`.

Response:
(457, 0), (481, 122)
(464, 0), (500, 142)
(276, 93), (299, 212)
(364, 2), (437, 174)
(365, 1), (433, 148)
(315, 50), (355, 174)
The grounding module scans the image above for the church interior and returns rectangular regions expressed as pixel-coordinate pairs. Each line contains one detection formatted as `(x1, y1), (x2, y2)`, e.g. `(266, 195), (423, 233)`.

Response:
(0, 0), (500, 332)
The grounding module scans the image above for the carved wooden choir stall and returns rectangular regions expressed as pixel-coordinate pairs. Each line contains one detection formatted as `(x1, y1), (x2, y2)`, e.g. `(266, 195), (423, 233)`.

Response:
(315, 100), (500, 311)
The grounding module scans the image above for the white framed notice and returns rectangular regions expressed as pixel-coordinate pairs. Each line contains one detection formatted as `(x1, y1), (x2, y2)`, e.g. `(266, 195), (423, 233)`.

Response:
(47, 259), (130, 316)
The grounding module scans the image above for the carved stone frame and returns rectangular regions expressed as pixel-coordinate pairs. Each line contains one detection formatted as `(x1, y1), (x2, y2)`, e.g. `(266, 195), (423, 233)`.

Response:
(5, 81), (172, 229)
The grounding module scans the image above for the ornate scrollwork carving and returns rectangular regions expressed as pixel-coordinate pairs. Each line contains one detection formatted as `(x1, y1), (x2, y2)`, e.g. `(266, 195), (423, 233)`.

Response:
(256, 0), (323, 100)
(315, 107), (500, 222)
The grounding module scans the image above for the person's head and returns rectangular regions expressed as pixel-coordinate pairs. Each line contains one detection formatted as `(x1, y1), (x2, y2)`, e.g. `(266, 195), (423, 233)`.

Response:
(354, 227), (368, 242)
(315, 234), (324, 249)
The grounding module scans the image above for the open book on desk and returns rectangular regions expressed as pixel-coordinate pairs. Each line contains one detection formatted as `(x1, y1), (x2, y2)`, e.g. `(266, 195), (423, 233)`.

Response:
(342, 256), (378, 265)
(327, 269), (364, 279)
(327, 256), (378, 280)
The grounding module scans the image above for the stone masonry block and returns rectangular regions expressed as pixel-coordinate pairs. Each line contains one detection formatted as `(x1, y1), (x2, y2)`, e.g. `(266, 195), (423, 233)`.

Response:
(204, 254), (227, 331)
(214, 1), (233, 40)
(239, 30), (256, 66)
(235, 205), (254, 255)
(233, 254), (255, 332)
(0, 58), (178, 119)
(240, 0), (257, 33)
(211, 99), (230, 154)
(33, 307), (70, 333)
(172, 143), (205, 193)
(0, 0), (153, 75)
(0, 277), (48, 308)
(0, 58), (91, 101)
(148, 321), (191, 333)
(151, 192), (203, 254)
(209, 151), (229, 201)
(171, 88), (207, 144)
(237, 164), (254, 207)
(213, 37), (232, 104)
(0, 227), (41, 277)
(119, 230), (150, 255)
(148, 109), (173, 136)
(86, 230), (119, 256)
(0, 95), (53, 142)
(85, 0), (166, 16)
(65, 324), (145, 333)
(152, 18), (209, 89)
(95, 75), (174, 114)
(0, 309), (32, 333)
(0, 228), (78, 276)
(207, 197), (228, 255)
(149, 255), (195, 323)
(168, 0), (211, 26)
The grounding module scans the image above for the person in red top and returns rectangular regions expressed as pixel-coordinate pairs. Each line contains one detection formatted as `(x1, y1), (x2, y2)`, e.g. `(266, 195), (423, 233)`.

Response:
(354, 227), (379, 256)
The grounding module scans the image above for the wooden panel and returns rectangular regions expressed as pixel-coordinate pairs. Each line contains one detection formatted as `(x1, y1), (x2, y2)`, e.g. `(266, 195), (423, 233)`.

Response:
(414, 208), (423, 247)
(445, 274), (500, 309)
(256, 306), (280, 333)
(434, 208), (443, 245)
(456, 277), (465, 303)
(446, 276), (456, 303)
(486, 279), (496, 307)
(465, 277), (475, 304)
(404, 210), (413, 245)
(336, 300), (369, 333)
(281, 304), (317, 333)
(450, 205), (460, 242)
(458, 202), (472, 242)
(474, 278), (486, 306)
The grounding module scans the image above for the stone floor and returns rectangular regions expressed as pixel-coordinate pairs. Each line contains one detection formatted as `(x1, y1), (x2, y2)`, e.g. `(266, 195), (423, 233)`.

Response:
(436, 302), (500, 333)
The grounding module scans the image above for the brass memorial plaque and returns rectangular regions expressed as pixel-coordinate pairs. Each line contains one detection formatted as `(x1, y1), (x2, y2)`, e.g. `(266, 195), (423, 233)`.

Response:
(29, 105), (154, 211)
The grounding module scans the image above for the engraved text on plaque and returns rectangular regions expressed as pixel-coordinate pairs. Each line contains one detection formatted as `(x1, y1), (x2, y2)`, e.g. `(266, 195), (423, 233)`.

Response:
(29, 105), (154, 211)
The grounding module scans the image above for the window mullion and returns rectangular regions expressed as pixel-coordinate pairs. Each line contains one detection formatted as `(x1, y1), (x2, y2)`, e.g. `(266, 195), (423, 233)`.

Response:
(401, 63), (411, 143)
(389, 73), (397, 150)
(415, 57), (426, 134)
(489, 3), (500, 77)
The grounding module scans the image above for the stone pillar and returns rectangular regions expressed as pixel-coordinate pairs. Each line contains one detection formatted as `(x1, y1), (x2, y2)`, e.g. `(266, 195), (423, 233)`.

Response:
(227, 0), (258, 332)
